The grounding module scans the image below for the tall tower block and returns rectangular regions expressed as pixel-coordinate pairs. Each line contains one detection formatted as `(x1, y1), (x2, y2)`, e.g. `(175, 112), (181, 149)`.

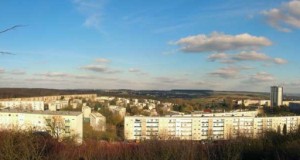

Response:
(270, 86), (283, 107)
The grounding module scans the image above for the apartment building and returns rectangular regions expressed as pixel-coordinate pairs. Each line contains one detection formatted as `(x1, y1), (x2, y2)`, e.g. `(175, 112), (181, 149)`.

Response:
(289, 102), (300, 113)
(48, 100), (69, 111)
(108, 105), (126, 118)
(124, 114), (300, 141)
(82, 105), (91, 119)
(271, 86), (283, 107)
(2, 94), (97, 103)
(0, 109), (83, 143)
(283, 101), (300, 106)
(235, 99), (270, 107)
(191, 110), (258, 117)
(0, 101), (44, 110)
(90, 112), (106, 131)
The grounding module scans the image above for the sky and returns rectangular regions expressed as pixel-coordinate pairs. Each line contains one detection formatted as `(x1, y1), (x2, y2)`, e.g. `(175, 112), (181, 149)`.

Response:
(0, 0), (300, 93)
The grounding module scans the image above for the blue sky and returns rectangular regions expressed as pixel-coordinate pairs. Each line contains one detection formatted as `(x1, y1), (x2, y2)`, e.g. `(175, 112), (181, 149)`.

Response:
(0, 0), (300, 93)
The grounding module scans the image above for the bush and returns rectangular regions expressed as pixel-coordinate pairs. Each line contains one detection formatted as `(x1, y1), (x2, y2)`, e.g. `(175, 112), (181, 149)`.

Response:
(1, 130), (300, 159)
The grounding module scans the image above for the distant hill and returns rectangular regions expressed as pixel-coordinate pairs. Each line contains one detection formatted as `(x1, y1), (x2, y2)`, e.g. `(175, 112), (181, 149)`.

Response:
(0, 88), (298, 100)
(0, 88), (96, 99)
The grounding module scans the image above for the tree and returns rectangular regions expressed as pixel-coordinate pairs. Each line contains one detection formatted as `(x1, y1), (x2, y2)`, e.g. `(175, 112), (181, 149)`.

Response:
(130, 106), (142, 115)
(283, 124), (287, 135)
(110, 99), (117, 105)
(93, 102), (104, 111)
(45, 116), (66, 140)
(1, 25), (25, 55)
(277, 125), (281, 134)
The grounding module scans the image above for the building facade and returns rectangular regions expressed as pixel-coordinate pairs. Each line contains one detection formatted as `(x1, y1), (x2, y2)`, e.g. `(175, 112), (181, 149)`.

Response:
(0, 109), (83, 143)
(108, 105), (126, 118)
(1, 94), (97, 103)
(0, 101), (44, 111)
(271, 86), (283, 107)
(48, 100), (69, 111)
(289, 102), (300, 113)
(90, 112), (106, 131)
(82, 106), (91, 119)
(124, 115), (300, 141)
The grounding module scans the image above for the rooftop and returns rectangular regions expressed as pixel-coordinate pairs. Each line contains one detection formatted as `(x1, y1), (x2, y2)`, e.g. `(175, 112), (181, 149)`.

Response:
(90, 112), (105, 117)
(0, 109), (82, 116)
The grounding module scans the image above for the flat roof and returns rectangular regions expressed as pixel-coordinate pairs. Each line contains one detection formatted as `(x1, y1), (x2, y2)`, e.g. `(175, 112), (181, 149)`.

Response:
(0, 109), (82, 116)
(125, 115), (300, 119)
(90, 112), (105, 117)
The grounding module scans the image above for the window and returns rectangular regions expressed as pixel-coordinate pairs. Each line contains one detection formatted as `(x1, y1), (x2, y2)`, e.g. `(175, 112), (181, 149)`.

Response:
(65, 126), (70, 134)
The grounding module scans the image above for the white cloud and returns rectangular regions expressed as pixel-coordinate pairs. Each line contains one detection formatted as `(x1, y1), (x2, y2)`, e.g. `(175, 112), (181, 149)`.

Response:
(273, 58), (288, 64)
(240, 66), (255, 70)
(128, 68), (148, 76)
(73, 0), (105, 30)
(81, 64), (121, 74)
(262, 0), (300, 32)
(209, 67), (240, 79)
(173, 32), (272, 53)
(232, 51), (269, 61)
(207, 53), (229, 62)
(162, 49), (178, 55)
(207, 51), (288, 65)
(128, 68), (140, 73)
(247, 72), (275, 83)
(10, 70), (26, 75)
(95, 58), (110, 63)
(36, 72), (97, 79)
(155, 77), (187, 84)
(0, 68), (5, 74)
(36, 72), (69, 78)
(84, 14), (101, 29)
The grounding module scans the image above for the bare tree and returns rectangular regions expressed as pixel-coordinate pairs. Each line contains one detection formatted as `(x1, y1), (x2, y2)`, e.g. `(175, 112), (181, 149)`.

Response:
(0, 51), (15, 55)
(0, 25), (25, 55)
(45, 116), (66, 140)
(0, 25), (24, 34)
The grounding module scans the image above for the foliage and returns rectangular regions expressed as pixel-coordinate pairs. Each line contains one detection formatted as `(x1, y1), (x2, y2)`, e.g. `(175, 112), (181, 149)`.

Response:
(45, 116), (66, 140)
(60, 105), (82, 111)
(263, 106), (298, 116)
(99, 107), (122, 125)
(2, 129), (300, 159)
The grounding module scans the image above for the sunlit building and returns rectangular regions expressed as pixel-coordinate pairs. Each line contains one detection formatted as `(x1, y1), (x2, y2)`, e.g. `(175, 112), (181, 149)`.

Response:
(0, 109), (83, 143)
(82, 105), (91, 119)
(124, 114), (300, 141)
(48, 100), (69, 111)
(0, 101), (44, 111)
(270, 86), (283, 107)
(90, 112), (106, 131)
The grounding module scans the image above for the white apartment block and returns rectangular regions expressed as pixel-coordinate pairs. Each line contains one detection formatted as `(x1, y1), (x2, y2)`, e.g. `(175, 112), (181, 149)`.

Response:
(235, 99), (270, 107)
(192, 110), (258, 117)
(95, 96), (115, 102)
(82, 106), (91, 119)
(90, 112), (106, 131)
(235, 99), (300, 108)
(124, 114), (300, 141)
(108, 105), (126, 117)
(0, 101), (44, 111)
(3, 94), (97, 103)
(0, 109), (83, 143)
(48, 100), (69, 111)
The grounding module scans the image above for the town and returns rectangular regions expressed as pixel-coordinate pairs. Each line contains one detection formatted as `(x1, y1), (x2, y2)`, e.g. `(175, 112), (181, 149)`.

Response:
(1, 1), (300, 159)
(1, 86), (300, 144)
